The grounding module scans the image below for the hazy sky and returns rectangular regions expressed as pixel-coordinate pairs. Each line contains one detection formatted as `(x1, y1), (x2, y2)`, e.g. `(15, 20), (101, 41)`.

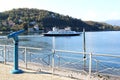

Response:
(0, 0), (120, 21)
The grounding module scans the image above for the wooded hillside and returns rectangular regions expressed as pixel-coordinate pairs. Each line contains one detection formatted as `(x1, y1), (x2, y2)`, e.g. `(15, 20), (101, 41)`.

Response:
(0, 8), (120, 32)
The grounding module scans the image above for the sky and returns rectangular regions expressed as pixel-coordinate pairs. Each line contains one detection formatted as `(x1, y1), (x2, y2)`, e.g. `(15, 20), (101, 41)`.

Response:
(0, 0), (120, 21)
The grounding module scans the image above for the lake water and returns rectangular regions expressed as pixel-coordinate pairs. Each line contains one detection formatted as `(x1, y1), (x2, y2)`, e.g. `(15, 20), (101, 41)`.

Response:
(0, 31), (120, 56)
(0, 31), (120, 69)
(18, 31), (120, 55)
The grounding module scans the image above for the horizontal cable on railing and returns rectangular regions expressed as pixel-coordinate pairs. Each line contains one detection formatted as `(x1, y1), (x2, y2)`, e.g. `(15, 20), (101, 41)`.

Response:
(97, 60), (120, 64)
(0, 49), (3, 51)
(55, 55), (83, 60)
(0, 45), (42, 51)
(55, 49), (120, 58)
(55, 49), (85, 54)
(92, 53), (120, 58)
(98, 68), (113, 73)
(19, 46), (42, 50)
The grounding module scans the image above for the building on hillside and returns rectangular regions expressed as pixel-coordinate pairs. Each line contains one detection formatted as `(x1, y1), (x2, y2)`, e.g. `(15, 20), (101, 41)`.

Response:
(28, 24), (43, 33)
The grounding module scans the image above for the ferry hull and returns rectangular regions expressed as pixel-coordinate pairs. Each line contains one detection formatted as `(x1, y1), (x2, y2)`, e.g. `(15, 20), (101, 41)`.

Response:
(43, 33), (80, 36)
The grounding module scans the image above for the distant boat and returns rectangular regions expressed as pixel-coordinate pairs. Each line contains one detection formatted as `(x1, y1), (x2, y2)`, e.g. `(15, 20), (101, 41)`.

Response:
(43, 27), (81, 36)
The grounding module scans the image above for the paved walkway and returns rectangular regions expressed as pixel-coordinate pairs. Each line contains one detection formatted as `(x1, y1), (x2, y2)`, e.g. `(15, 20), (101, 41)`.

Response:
(0, 63), (75, 80)
(0, 63), (120, 80)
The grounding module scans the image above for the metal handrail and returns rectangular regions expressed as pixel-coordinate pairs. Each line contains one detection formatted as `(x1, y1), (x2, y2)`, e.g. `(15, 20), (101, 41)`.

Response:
(0, 44), (120, 79)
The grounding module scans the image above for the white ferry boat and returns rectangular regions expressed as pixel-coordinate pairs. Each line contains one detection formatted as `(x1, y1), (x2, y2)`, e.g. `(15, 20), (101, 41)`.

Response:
(43, 27), (80, 36)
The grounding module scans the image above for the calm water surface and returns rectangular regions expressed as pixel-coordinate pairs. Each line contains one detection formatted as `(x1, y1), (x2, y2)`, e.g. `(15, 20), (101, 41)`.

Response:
(0, 31), (120, 55)
(22, 31), (120, 55)
(0, 31), (120, 68)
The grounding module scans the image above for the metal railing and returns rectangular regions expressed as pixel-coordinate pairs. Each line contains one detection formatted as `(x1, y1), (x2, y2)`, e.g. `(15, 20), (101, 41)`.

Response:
(0, 44), (120, 80)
